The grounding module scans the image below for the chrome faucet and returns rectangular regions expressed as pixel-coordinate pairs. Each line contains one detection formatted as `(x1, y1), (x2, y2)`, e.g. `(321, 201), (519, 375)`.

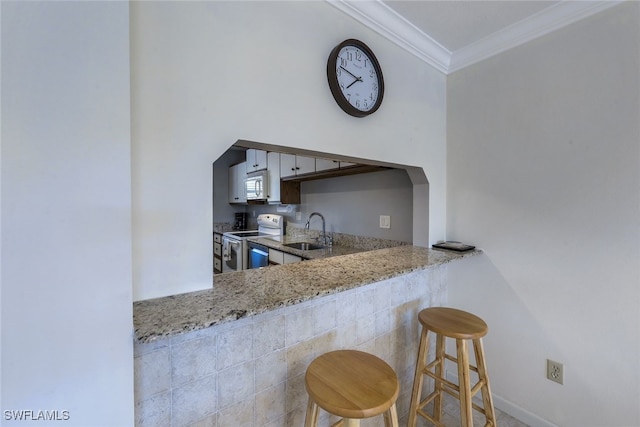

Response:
(305, 212), (330, 246)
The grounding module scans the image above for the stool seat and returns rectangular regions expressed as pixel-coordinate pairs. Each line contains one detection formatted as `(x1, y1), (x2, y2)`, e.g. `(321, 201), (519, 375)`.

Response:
(304, 350), (399, 426)
(418, 307), (488, 340)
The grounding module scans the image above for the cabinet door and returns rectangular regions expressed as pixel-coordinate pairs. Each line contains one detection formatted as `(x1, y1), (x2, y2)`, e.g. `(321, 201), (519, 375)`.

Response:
(295, 156), (316, 175)
(228, 164), (238, 203)
(269, 248), (285, 265)
(254, 150), (267, 171)
(228, 162), (247, 204)
(315, 158), (339, 172)
(236, 163), (247, 203)
(268, 248), (301, 265)
(283, 253), (302, 264)
(280, 153), (297, 178)
(267, 152), (280, 203)
(246, 149), (267, 173)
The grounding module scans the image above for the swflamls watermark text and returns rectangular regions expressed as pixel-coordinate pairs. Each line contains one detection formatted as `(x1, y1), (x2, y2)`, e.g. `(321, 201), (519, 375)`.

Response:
(4, 410), (70, 421)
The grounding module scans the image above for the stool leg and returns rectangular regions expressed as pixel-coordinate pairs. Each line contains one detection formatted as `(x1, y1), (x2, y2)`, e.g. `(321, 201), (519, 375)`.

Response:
(383, 402), (399, 427)
(304, 397), (319, 427)
(408, 326), (430, 427)
(433, 332), (446, 422)
(473, 338), (496, 426)
(456, 338), (473, 427)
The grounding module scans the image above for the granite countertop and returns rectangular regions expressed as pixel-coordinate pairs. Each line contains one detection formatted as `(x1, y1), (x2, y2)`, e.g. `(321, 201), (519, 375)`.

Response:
(248, 235), (364, 259)
(133, 245), (481, 344)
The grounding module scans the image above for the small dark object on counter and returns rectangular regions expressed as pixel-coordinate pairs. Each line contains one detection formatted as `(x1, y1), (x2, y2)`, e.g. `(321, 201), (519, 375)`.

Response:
(432, 241), (475, 252)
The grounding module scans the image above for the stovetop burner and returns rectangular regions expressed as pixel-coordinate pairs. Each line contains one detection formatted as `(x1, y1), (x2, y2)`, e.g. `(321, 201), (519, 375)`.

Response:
(227, 231), (262, 238)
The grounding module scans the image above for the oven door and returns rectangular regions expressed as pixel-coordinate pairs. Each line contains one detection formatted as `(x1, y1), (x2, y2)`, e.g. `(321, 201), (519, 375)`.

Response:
(222, 236), (243, 272)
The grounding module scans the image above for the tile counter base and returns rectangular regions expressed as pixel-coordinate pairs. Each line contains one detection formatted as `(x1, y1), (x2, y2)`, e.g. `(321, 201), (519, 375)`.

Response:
(134, 266), (446, 427)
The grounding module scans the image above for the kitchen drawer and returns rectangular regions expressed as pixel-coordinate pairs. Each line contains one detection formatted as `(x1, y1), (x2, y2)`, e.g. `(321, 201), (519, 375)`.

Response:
(214, 257), (221, 272)
(214, 233), (222, 244)
(214, 242), (222, 257)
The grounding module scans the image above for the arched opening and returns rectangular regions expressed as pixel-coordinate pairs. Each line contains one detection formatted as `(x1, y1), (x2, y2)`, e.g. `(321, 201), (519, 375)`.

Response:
(212, 140), (429, 260)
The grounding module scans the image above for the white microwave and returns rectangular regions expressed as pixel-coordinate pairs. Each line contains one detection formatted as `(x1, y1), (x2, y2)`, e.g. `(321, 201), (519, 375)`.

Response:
(245, 171), (268, 201)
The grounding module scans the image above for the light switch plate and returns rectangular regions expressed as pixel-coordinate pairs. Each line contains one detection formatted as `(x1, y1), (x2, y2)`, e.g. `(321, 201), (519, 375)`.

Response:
(379, 215), (391, 229)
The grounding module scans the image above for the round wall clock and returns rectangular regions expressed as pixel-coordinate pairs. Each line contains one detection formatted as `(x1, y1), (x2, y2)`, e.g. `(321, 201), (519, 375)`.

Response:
(327, 39), (384, 117)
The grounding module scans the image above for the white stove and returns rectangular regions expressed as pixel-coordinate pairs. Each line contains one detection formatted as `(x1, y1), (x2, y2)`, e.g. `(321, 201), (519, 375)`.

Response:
(222, 214), (283, 272)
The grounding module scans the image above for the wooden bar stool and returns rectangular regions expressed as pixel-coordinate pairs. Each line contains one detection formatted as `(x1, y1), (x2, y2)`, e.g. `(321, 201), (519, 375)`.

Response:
(304, 350), (400, 427)
(408, 307), (496, 427)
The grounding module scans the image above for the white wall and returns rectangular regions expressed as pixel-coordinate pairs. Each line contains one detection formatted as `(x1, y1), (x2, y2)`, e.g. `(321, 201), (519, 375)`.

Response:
(6, 1), (630, 424)
(300, 169), (414, 242)
(1, 2), (133, 426)
(130, 1), (447, 301)
(446, 3), (640, 426)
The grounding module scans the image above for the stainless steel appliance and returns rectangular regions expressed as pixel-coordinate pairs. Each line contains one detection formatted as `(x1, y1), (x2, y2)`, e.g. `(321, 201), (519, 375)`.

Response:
(245, 171), (268, 201)
(222, 214), (283, 272)
(247, 241), (270, 269)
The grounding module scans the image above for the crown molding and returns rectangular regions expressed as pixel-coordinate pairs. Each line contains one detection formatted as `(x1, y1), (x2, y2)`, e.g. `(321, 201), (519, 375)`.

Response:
(326, 0), (451, 74)
(448, 0), (625, 73)
(327, 0), (624, 75)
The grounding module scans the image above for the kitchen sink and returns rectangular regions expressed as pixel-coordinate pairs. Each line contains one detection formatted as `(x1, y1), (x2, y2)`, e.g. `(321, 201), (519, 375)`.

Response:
(283, 242), (325, 251)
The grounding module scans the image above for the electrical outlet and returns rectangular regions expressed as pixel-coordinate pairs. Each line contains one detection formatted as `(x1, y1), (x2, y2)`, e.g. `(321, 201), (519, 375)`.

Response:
(547, 359), (563, 385)
(379, 215), (391, 229)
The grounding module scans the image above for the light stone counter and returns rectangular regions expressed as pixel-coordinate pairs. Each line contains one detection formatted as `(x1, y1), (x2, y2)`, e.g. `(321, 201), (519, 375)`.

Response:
(248, 235), (366, 259)
(133, 245), (481, 344)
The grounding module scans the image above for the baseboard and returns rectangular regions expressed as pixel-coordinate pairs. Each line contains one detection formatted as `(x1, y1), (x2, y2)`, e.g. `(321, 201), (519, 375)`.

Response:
(492, 393), (558, 427)
(444, 371), (558, 427)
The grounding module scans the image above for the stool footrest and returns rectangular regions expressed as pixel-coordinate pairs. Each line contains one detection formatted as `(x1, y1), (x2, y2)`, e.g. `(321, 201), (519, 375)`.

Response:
(444, 353), (480, 374)
(416, 408), (446, 427)
(422, 360), (485, 399)
(416, 385), (494, 424)
(422, 369), (459, 394)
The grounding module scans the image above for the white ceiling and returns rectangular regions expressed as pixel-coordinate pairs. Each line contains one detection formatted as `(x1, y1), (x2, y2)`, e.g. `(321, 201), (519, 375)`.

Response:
(328, 0), (623, 74)
(382, 1), (559, 52)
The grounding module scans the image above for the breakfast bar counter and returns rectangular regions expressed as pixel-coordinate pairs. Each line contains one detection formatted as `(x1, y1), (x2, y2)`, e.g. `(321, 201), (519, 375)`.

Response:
(134, 245), (480, 344)
(133, 245), (481, 426)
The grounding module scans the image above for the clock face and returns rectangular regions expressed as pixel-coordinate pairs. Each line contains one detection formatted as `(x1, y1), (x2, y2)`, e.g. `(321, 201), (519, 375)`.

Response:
(327, 39), (384, 117)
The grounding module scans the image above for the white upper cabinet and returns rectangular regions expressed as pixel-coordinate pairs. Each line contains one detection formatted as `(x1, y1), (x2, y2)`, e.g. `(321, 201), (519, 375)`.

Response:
(266, 152), (280, 204)
(296, 156), (315, 175)
(279, 153), (296, 178)
(280, 154), (316, 178)
(228, 161), (247, 204)
(246, 149), (267, 173)
(315, 158), (340, 172)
